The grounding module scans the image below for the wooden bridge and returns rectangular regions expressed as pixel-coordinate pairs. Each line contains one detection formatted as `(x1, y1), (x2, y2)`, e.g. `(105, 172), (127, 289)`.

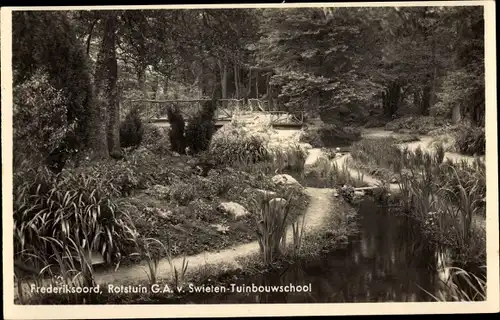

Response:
(122, 98), (305, 129)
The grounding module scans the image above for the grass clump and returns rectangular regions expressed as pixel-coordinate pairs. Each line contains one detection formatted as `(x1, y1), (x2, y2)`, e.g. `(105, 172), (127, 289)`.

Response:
(13, 162), (133, 281)
(385, 116), (450, 134)
(454, 125), (485, 156)
(303, 157), (366, 189)
(209, 123), (270, 166)
(421, 266), (486, 302)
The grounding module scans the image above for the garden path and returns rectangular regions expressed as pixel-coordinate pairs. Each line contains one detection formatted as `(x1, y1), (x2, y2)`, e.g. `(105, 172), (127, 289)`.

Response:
(93, 186), (336, 286)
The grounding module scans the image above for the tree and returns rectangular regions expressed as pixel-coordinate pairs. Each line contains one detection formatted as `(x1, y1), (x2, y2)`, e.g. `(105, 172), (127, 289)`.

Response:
(257, 7), (383, 119)
(93, 13), (121, 158)
(12, 11), (99, 162)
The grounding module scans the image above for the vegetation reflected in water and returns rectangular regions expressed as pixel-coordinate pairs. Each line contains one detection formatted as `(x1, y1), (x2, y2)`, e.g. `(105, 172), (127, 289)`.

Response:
(178, 199), (484, 303)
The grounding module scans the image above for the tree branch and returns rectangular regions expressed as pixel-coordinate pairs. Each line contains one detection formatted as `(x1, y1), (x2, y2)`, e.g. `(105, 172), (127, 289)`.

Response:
(86, 18), (99, 56)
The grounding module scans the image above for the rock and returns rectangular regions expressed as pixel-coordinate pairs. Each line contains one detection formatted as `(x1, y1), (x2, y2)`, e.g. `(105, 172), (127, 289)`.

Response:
(210, 224), (230, 234)
(172, 152), (180, 157)
(156, 208), (172, 219)
(217, 202), (250, 219)
(272, 174), (302, 187)
(145, 185), (171, 199)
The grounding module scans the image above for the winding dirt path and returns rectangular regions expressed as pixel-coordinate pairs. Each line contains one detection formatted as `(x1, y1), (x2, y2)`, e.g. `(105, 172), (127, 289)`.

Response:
(93, 187), (335, 285)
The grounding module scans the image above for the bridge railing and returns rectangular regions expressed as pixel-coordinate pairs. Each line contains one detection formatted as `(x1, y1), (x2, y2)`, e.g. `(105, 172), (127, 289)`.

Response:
(122, 98), (271, 122)
(269, 110), (304, 125)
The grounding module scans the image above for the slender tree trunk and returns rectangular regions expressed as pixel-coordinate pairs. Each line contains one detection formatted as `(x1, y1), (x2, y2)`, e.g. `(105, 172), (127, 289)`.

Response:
(87, 87), (108, 159)
(234, 63), (240, 99)
(247, 68), (252, 101)
(255, 70), (259, 98)
(383, 82), (401, 118)
(420, 85), (431, 116)
(137, 66), (148, 99)
(94, 14), (120, 157)
(218, 60), (228, 99)
(429, 34), (438, 110)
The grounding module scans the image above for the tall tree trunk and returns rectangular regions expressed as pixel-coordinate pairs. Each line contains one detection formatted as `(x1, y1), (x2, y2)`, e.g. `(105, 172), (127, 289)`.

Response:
(420, 85), (431, 116)
(218, 60), (228, 99)
(247, 68), (252, 101)
(383, 82), (401, 118)
(137, 66), (148, 99)
(429, 34), (438, 111)
(234, 63), (240, 99)
(255, 70), (259, 98)
(94, 14), (120, 157)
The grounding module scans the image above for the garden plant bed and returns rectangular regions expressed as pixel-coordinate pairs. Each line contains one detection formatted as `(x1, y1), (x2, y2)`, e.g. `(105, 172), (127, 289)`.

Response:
(21, 191), (358, 305)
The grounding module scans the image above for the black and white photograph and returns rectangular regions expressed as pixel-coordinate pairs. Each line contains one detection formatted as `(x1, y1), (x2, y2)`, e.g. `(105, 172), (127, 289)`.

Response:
(1, 1), (498, 318)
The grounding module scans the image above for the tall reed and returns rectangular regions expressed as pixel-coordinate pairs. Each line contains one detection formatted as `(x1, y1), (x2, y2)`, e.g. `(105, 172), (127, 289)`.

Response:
(254, 192), (294, 264)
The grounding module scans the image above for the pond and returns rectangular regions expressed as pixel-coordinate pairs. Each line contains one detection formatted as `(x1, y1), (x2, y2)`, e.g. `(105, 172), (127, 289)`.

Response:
(175, 198), (484, 303)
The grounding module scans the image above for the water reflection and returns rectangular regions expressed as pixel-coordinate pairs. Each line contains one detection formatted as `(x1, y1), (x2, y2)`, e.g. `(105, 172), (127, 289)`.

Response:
(181, 199), (482, 303)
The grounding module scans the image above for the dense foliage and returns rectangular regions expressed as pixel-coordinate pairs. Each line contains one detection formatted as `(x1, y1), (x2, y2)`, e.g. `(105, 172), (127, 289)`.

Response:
(120, 107), (144, 148)
(184, 100), (217, 154)
(13, 11), (94, 164)
(166, 105), (186, 154)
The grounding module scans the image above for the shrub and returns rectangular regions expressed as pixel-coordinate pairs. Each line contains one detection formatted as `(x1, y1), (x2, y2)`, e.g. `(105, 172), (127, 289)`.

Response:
(385, 116), (450, 134)
(120, 107), (144, 148)
(454, 126), (485, 156)
(299, 128), (323, 148)
(141, 124), (170, 154)
(13, 11), (94, 158)
(299, 123), (361, 148)
(209, 124), (270, 165)
(185, 100), (217, 154)
(166, 105), (186, 154)
(269, 144), (307, 174)
(13, 70), (75, 163)
(363, 117), (387, 128)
